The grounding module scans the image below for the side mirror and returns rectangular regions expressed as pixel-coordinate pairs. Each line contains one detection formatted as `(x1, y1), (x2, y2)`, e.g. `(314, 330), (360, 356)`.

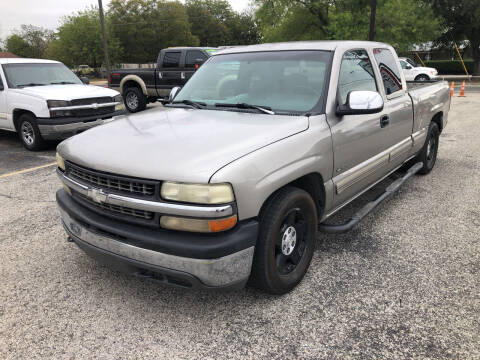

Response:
(336, 91), (384, 116)
(169, 86), (181, 102)
(406, 65), (413, 70)
(80, 77), (90, 84)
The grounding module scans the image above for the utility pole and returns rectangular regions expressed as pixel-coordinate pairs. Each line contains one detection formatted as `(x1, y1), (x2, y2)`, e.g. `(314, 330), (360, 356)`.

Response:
(98, 0), (111, 79)
(369, 0), (377, 41)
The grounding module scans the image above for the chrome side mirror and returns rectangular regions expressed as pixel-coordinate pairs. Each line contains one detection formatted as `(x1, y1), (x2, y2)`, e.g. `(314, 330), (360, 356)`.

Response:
(337, 90), (384, 116)
(169, 86), (181, 102)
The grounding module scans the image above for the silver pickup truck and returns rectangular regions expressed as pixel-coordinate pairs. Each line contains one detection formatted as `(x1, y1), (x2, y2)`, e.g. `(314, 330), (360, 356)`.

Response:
(55, 41), (450, 294)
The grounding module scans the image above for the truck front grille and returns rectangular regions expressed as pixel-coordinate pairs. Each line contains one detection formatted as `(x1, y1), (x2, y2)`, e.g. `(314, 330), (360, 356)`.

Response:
(77, 193), (154, 220)
(66, 162), (158, 198)
(71, 97), (112, 106)
(73, 106), (115, 118)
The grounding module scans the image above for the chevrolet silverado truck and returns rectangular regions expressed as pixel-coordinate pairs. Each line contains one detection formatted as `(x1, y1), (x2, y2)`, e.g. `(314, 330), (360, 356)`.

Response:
(109, 47), (219, 113)
(0, 58), (122, 151)
(56, 41), (450, 294)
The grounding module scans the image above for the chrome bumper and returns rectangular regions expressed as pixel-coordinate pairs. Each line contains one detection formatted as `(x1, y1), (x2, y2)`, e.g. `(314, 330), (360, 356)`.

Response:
(59, 207), (254, 287)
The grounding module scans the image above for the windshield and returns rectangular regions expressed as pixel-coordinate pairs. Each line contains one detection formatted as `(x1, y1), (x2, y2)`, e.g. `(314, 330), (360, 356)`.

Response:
(174, 50), (332, 114)
(2, 63), (82, 88)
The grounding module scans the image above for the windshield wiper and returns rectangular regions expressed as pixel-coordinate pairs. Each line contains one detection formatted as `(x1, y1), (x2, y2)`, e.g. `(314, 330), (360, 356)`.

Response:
(16, 83), (46, 87)
(50, 81), (76, 85)
(214, 103), (275, 115)
(171, 99), (206, 109)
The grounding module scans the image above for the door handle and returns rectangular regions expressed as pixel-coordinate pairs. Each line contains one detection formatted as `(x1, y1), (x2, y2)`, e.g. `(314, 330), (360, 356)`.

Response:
(181, 72), (185, 79)
(380, 115), (390, 128)
(158, 72), (162, 79)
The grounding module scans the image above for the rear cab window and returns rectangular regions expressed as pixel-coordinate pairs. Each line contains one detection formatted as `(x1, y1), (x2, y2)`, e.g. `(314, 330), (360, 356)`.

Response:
(373, 48), (403, 96)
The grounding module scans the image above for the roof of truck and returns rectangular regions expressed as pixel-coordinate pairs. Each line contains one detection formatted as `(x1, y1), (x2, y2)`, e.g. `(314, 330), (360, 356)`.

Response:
(0, 58), (60, 65)
(215, 40), (392, 55)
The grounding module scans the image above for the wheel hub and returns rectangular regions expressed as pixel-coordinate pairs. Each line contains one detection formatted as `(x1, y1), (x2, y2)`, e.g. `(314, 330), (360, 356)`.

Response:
(21, 122), (34, 145)
(281, 226), (297, 255)
(126, 93), (138, 109)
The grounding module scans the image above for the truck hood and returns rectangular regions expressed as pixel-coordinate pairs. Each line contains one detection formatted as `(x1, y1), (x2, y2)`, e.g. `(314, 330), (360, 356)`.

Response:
(11, 84), (118, 100)
(58, 107), (309, 183)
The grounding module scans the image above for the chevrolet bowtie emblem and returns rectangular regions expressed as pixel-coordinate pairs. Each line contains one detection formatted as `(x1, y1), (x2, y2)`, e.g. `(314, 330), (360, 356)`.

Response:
(88, 188), (107, 203)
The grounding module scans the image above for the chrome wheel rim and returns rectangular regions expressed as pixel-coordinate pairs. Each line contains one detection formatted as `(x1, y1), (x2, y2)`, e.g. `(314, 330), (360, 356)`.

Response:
(21, 122), (35, 145)
(126, 92), (138, 109)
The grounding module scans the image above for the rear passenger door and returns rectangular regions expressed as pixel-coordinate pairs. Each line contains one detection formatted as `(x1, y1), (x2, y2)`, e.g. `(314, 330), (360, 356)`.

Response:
(158, 50), (183, 92)
(183, 50), (208, 85)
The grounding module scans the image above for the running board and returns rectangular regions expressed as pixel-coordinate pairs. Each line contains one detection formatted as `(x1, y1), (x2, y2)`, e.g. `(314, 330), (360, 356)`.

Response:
(318, 162), (423, 234)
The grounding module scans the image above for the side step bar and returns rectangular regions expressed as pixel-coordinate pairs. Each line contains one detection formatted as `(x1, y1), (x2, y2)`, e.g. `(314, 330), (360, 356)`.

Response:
(318, 162), (423, 234)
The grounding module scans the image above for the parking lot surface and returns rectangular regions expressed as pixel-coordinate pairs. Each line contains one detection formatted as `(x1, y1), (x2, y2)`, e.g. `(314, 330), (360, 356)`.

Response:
(1, 97), (479, 359)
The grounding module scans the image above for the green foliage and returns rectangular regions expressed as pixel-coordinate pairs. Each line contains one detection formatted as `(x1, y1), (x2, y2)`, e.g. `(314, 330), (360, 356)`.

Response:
(424, 60), (474, 75)
(432, 0), (480, 75)
(255, 0), (441, 52)
(185, 0), (260, 46)
(6, 25), (54, 58)
(109, 0), (199, 63)
(51, 8), (123, 67)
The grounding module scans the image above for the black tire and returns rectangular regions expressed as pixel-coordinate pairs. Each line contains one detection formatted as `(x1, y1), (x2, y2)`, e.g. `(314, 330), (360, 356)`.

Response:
(18, 113), (46, 151)
(415, 74), (430, 81)
(415, 122), (440, 175)
(123, 87), (147, 113)
(249, 187), (318, 295)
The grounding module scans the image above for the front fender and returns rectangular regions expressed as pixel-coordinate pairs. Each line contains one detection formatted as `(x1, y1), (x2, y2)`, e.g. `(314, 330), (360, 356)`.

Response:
(210, 115), (333, 221)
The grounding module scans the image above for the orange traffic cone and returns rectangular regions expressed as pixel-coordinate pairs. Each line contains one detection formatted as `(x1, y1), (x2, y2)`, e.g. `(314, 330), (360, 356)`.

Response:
(458, 80), (466, 97)
(450, 81), (455, 97)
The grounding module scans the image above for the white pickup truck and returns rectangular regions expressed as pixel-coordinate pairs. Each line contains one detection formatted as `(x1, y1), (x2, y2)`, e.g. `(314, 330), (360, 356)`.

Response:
(0, 58), (122, 150)
(399, 57), (438, 81)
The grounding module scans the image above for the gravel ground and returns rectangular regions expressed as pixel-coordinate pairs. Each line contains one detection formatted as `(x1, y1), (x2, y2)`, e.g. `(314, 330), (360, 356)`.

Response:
(0, 95), (479, 359)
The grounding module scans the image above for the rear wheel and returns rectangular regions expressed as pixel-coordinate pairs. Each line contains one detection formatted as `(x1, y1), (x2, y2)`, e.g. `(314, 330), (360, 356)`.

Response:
(18, 113), (46, 151)
(415, 122), (440, 175)
(249, 187), (317, 294)
(124, 87), (147, 113)
(415, 74), (430, 81)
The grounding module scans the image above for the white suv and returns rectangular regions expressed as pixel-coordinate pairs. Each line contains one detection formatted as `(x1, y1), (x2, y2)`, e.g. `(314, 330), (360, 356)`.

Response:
(0, 58), (121, 150)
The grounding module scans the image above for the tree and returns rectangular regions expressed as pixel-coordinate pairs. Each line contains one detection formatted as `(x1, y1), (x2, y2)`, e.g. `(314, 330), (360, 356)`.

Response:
(432, 0), (480, 75)
(109, 0), (199, 63)
(53, 8), (123, 67)
(185, 0), (260, 46)
(255, 0), (441, 53)
(5, 25), (54, 58)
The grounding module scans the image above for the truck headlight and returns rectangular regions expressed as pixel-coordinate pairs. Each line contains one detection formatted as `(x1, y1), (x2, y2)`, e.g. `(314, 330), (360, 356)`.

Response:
(161, 182), (234, 204)
(160, 215), (237, 233)
(56, 153), (65, 171)
(48, 100), (73, 117)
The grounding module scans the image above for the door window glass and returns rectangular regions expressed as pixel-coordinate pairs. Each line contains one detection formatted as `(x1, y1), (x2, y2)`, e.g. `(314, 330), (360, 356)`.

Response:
(373, 48), (403, 95)
(400, 60), (408, 69)
(162, 52), (181, 68)
(185, 51), (207, 68)
(338, 49), (377, 104)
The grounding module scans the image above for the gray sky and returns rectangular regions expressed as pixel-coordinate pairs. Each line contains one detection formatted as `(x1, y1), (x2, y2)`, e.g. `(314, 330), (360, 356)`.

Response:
(0, 0), (251, 39)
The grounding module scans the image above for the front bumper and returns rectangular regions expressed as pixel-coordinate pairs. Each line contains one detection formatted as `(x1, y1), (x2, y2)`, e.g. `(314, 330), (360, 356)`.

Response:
(57, 189), (258, 290)
(37, 111), (124, 140)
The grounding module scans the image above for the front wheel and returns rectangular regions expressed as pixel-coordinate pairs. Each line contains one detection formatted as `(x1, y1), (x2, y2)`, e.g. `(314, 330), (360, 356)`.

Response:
(123, 87), (147, 113)
(249, 187), (318, 294)
(415, 122), (440, 175)
(18, 114), (46, 151)
(415, 74), (430, 81)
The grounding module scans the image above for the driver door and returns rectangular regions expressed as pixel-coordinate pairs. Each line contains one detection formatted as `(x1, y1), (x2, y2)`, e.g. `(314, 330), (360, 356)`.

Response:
(327, 49), (395, 208)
